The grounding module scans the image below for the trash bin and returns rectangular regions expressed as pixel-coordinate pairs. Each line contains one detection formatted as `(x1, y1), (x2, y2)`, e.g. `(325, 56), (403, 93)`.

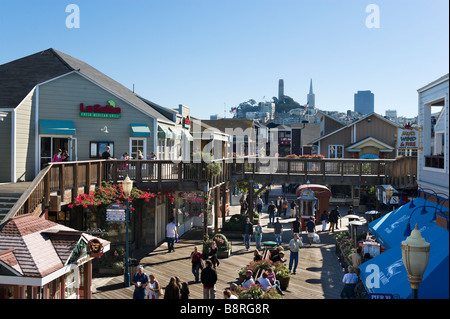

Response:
(128, 258), (139, 277)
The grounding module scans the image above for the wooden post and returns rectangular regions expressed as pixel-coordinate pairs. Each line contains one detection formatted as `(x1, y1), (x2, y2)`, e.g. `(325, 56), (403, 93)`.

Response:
(73, 163), (79, 201)
(97, 161), (102, 186)
(214, 186), (220, 234)
(248, 181), (254, 222)
(222, 182), (228, 230)
(59, 164), (65, 202)
(85, 162), (91, 194)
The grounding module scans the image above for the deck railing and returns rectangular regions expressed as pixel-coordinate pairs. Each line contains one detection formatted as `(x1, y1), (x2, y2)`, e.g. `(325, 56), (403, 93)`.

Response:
(1, 156), (417, 224)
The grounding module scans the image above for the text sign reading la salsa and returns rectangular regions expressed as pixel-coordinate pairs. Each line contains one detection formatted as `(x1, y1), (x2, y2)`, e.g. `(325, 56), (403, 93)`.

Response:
(397, 127), (419, 149)
(80, 100), (121, 119)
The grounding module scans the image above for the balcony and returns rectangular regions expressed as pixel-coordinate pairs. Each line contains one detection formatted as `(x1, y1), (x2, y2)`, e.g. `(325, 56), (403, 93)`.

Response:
(425, 155), (445, 169)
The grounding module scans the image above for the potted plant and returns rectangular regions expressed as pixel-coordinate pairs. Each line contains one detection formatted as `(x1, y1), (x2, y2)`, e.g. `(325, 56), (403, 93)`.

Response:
(272, 261), (291, 291)
(213, 233), (232, 258)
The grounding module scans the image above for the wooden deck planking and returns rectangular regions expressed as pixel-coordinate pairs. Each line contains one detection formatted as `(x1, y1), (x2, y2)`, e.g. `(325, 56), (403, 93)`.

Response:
(92, 212), (346, 300)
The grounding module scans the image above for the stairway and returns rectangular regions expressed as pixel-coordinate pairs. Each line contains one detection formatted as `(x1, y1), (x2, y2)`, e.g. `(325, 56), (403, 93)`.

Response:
(0, 192), (22, 223)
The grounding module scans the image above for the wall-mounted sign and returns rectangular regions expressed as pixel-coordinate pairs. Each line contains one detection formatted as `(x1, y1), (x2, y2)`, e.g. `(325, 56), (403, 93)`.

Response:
(397, 127), (419, 149)
(279, 137), (291, 145)
(183, 117), (192, 129)
(80, 100), (121, 119)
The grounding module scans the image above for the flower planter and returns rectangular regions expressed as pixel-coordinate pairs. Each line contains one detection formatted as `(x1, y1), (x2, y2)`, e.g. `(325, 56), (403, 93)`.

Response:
(218, 249), (231, 259)
(278, 277), (290, 291)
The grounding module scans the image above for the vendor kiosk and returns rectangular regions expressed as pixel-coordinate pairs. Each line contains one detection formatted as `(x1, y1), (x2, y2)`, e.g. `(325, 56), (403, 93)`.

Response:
(297, 188), (317, 231)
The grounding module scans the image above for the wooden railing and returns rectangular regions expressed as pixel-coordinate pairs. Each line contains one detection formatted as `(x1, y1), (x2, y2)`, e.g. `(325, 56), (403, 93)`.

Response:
(1, 156), (417, 224)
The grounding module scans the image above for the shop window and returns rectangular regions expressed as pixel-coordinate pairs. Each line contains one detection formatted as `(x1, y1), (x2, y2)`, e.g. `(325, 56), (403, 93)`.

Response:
(90, 141), (114, 158)
(130, 138), (146, 159)
(328, 145), (344, 158)
(65, 269), (77, 299)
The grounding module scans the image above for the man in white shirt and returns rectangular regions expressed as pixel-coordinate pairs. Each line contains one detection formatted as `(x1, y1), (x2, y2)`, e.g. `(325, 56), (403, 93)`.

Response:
(166, 217), (178, 253)
(257, 272), (272, 291)
(241, 270), (255, 289)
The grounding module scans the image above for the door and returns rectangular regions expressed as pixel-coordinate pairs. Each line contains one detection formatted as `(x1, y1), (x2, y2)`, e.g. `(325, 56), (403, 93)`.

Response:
(69, 138), (77, 161)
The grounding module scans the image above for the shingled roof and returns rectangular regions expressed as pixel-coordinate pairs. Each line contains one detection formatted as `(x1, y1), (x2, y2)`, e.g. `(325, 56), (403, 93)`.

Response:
(0, 48), (172, 121)
(0, 214), (109, 278)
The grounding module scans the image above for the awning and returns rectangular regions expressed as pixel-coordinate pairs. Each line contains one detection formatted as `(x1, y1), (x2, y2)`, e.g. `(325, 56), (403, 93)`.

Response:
(39, 119), (76, 135)
(130, 123), (151, 137)
(158, 124), (174, 139)
(168, 127), (182, 140)
(368, 197), (444, 250)
(359, 220), (449, 299)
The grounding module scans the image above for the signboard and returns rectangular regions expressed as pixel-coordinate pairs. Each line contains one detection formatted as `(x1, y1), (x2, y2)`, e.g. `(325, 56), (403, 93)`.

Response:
(397, 127), (419, 149)
(80, 100), (121, 119)
(279, 137), (291, 145)
(88, 239), (104, 257)
(106, 203), (126, 222)
(183, 117), (192, 129)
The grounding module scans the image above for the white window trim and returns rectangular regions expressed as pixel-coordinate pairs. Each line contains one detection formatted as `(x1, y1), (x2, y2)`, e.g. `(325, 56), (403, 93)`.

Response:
(328, 145), (344, 158)
(129, 137), (147, 159)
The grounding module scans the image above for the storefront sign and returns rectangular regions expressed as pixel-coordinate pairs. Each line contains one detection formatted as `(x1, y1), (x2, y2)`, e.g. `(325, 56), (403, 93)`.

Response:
(397, 127), (419, 149)
(279, 137), (291, 145)
(183, 117), (191, 129)
(80, 100), (121, 119)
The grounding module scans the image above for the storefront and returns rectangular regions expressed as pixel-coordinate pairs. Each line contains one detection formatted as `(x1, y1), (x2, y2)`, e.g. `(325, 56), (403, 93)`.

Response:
(0, 48), (187, 183)
(0, 214), (110, 299)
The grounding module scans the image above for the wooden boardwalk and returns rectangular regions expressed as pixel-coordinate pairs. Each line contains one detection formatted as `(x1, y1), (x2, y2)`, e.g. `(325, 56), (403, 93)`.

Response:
(92, 209), (347, 300)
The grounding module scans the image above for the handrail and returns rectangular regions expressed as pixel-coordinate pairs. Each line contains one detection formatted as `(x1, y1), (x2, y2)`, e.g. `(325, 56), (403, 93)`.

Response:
(0, 156), (417, 225)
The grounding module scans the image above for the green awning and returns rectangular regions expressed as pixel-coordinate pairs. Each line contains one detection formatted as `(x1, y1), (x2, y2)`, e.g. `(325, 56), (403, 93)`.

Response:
(39, 119), (76, 135)
(168, 127), (182, 140)
(130, 123), (151, 137)
(158, 124), (174, 139)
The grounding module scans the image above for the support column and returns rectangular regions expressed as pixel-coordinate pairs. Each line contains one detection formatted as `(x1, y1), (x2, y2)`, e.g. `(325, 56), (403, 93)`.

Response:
(248, 181), (254, 222)
(214, 187), (220, 234)
(222, 182), (228, 230)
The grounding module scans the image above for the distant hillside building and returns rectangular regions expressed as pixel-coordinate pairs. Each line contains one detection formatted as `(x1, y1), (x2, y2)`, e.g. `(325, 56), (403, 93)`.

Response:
(354, 90), (374, 115)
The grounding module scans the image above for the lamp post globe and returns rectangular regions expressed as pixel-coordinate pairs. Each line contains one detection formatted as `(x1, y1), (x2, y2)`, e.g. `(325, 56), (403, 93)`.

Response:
(401, 223), (430, 299)
(122, 175), (133, 287)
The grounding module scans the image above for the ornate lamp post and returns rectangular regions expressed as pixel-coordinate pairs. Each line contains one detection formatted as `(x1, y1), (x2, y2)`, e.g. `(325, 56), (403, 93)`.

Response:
(401, 224), (430, 299)
(122, 175), (133, 287)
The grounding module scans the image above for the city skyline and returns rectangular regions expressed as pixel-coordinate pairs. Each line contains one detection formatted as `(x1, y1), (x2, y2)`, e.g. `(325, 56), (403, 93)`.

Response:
(0, 0), (448, 119)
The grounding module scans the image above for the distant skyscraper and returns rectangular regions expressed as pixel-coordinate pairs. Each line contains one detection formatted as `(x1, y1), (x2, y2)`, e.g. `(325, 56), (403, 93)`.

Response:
(354, 90), (374, 114)
(306, 79), (315, 109)
(278, 79), (284, 101)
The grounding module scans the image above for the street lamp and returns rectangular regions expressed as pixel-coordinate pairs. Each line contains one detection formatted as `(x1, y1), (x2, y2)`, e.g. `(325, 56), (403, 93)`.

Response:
(401, 223), (430, 299)
(122, 175), (133, 287)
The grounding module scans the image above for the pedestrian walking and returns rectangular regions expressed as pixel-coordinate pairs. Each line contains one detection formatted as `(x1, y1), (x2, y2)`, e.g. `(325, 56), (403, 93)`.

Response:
(268, 201), (276, 224)
(291, 217), (301, 236)
(207, 241), (220, 268)
(282, 198), (289, 217)
(254, 221), (263, 251)
(131, 265), (149, 299)
(306, 217), (316, 246)
(273, 218), (283, 245)
(329, 207), (340, 233)
(276, 197), (283, 217)
(201, 260), (218, 299)
(242, 217), (253, 250)
(288, 233), (303, 275)
(190, 246), (203, 283)
(180, 282), (190, 299)
(320, 210), (329, 232)
(146, 274), (162, 299)
(164, 277), (181, 299)
(290, 200), (297, 218)
(166, 217), (178, 253)
(340, 266), (358, 299)
(256, 196), (263, 214)
(349, 247), (362, 269)
(240, 197), (248, 215)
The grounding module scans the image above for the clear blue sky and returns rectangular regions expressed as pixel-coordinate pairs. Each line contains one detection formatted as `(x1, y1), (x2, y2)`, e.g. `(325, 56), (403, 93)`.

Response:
(0, 0), (448, 118)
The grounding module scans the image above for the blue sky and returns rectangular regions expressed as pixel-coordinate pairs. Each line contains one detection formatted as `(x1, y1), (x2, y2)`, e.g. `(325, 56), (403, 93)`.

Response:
(0, 0), (448, 118)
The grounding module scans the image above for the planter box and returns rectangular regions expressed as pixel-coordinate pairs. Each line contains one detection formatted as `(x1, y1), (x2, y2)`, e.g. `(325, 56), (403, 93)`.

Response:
(217, 249), (231, 259)
(278, 277), (290, 291)
(221, 230), (243, 239)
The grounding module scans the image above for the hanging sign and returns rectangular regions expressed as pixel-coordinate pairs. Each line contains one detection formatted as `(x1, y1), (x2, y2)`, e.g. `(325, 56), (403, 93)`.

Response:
(397, 127), (419, 149)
